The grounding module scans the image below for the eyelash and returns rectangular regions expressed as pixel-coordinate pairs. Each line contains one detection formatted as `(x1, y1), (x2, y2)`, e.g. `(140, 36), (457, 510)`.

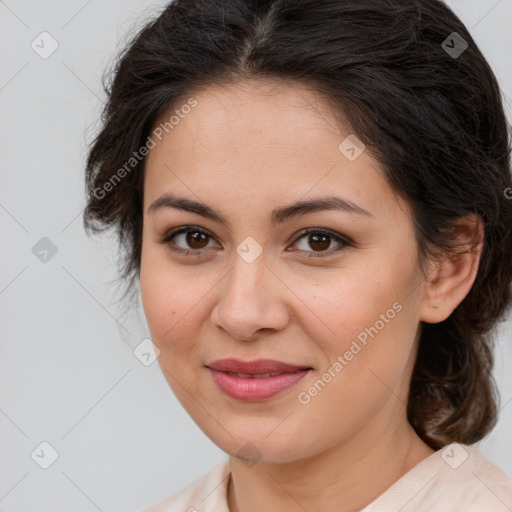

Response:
(159, 226), (352, 259)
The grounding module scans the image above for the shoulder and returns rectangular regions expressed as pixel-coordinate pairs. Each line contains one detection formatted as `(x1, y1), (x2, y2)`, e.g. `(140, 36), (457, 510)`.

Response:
(363, 443), (512, 512)
(143, 458), (231, 512)
(437, 444), (512, 511)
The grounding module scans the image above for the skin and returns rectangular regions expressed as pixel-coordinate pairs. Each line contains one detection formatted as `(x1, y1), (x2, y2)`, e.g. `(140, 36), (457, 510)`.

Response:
(139, 79), (483, 512)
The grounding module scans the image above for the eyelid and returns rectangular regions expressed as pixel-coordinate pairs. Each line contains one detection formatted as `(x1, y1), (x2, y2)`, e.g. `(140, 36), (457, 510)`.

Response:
(288, 227), (352, 258)
(160, 225), (220, 252)
(291, 227), (353, 247)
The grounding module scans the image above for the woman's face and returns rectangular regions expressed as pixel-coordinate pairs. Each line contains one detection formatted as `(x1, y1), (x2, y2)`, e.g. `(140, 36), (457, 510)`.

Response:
(140, 79), (428, 463)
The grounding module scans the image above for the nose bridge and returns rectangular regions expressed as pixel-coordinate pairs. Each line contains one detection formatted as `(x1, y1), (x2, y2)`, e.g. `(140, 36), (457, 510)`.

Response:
(229, 255), (265, 304)
(212, 247), (288, 340)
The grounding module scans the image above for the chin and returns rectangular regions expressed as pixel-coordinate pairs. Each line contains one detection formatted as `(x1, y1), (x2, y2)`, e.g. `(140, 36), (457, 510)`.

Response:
(200, 421), (307, 465)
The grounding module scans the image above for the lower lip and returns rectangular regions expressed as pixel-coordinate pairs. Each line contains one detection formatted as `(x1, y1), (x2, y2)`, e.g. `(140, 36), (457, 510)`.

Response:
(208, 368), (310, 401)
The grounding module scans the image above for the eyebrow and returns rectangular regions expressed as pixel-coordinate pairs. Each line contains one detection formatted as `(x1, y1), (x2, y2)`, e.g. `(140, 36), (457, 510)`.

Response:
(147, 193), (372, 227)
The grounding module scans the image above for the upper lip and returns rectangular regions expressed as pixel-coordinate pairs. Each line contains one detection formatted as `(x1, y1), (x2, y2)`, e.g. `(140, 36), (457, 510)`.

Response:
(206, 358), (311, 375)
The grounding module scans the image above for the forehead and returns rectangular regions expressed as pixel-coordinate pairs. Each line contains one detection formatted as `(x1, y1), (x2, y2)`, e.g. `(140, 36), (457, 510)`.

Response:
(149, 79), (350, 158)
(143, 79), (405, 221)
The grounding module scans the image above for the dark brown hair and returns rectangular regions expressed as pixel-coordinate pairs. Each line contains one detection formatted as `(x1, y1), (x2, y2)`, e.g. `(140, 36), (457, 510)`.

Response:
(83, 0), (512, 449)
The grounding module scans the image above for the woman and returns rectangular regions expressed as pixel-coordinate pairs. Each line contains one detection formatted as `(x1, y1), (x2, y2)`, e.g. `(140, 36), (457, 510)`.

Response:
(83, 0), (512, 510)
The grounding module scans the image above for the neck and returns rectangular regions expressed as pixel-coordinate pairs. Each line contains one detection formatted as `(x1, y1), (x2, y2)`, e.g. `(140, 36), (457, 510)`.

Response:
(227, 418), (434, 512)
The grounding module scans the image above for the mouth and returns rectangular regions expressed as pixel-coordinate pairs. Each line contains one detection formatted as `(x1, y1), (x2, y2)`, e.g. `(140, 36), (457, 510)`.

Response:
(205, 359), (312, 401)
(219, 371), (290, 378)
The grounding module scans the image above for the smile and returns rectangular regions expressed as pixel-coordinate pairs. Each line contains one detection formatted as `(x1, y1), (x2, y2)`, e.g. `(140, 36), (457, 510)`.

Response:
(207, 368), (311, 401)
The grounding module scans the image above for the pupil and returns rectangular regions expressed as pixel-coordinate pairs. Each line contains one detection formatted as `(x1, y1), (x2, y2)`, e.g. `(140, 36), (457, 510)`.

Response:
(187, 231), (207, 249)
(310, 234), (330, 251)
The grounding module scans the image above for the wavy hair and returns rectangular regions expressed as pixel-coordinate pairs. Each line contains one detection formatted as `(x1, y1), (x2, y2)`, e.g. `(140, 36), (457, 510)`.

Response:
(83, 0), (512, 449)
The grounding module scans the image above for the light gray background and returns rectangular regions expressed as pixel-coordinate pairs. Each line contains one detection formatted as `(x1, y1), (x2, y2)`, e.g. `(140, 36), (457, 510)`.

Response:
(1, 1), (511, 511)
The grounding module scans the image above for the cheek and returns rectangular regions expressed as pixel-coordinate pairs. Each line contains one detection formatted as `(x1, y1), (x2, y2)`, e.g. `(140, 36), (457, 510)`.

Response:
(298, 263), (419, 395)
(139, 246), (213, 359)
(139, 244), (184, 348)
(307, 279), (419, 406)
(296, 267), (402, 350)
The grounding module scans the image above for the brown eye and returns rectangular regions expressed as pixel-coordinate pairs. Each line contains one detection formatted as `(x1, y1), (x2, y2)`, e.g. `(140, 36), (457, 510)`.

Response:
(160, 226), (219, 255)
(307, 233), (331, 251)
(291, 229), (351, 258)
(185, 230), (209, 249)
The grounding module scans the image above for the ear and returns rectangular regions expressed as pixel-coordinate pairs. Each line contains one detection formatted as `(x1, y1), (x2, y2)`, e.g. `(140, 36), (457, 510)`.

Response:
(419, 214), (484, 324)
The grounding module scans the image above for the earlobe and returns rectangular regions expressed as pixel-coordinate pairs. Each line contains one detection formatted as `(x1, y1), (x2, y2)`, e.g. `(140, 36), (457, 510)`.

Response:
(419, 215), (484, 324)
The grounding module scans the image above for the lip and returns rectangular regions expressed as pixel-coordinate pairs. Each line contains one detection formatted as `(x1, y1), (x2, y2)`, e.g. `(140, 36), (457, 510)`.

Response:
(207, 358), (311, 374)
(206, 358), (312, 402)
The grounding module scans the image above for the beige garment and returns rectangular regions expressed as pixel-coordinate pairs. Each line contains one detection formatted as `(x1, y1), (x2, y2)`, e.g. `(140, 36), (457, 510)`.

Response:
(144, 443), (512, 512)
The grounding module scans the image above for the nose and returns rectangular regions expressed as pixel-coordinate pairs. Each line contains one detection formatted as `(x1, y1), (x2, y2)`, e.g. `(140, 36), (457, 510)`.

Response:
(210, 255), (290, 341)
